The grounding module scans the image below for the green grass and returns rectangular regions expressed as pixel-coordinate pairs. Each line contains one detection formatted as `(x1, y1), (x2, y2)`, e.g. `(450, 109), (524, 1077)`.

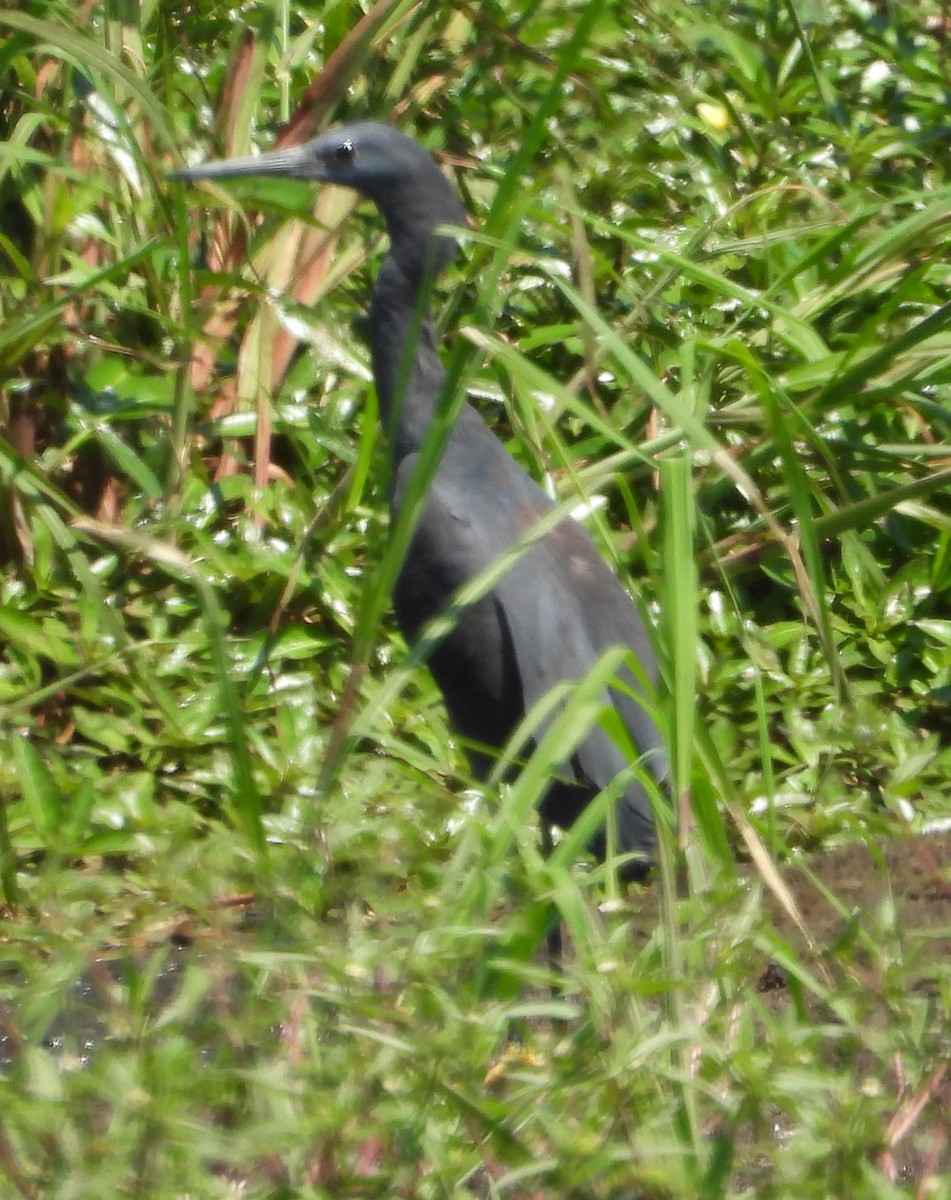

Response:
(1, 0), (949, 1195)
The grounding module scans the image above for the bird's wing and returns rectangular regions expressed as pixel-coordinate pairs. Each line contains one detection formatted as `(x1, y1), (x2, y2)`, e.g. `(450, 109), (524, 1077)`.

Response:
(499, 558), (661, 858)
(487, 495), (666, 859)
(497, 521), (664, 754)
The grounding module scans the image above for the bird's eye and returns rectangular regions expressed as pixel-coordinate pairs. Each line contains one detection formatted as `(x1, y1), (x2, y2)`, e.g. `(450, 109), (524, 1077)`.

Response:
(333, 139), (355, 163)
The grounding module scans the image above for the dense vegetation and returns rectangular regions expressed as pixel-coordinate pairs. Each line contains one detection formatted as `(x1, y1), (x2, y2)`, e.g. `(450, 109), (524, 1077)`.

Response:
(0, 0), (948, 1195)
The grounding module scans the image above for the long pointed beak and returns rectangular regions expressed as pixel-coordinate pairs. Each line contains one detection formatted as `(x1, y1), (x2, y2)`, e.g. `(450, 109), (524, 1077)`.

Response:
(170, 142), (320, 184)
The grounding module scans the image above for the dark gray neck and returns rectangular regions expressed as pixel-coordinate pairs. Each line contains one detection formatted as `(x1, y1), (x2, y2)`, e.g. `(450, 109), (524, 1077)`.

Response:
(365, 162), (468, 463)
(368, 241), (452, 464)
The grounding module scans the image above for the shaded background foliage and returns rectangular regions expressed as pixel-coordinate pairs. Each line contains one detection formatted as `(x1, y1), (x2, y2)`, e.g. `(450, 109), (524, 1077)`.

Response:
(0, 0), (949, 1196)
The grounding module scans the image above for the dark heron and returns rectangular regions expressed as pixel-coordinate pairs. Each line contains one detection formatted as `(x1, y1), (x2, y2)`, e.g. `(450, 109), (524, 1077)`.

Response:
(174, 122), (668, 878)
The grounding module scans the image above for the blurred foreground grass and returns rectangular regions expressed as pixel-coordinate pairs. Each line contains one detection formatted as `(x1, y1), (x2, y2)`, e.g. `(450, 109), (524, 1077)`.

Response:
(0, 0), (949, 1195)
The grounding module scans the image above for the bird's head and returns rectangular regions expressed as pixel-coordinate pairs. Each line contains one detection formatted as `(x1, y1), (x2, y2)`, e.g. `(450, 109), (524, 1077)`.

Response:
(173, 121), (467, 273)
